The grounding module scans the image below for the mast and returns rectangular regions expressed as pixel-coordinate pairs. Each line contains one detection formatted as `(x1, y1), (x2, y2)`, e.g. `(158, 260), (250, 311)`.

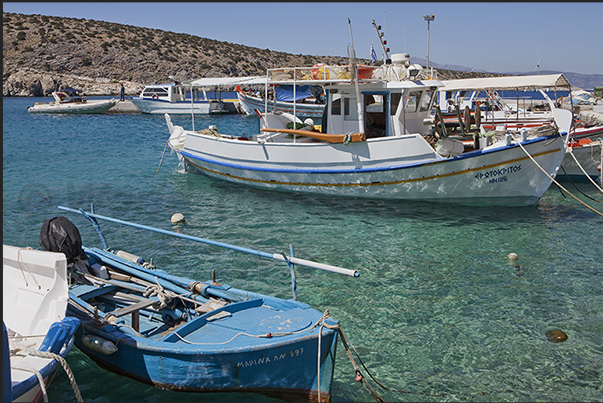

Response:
(348, 18), (364, 133)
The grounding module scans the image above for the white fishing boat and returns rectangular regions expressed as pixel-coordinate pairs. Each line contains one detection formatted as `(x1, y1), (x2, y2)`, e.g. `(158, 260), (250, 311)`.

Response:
(440, 75), (603, 182)
(28, 88), (117, 114)
(164, 50), (572, 206)
(130, 83), (228, 114)
(3, 244), (81, 402)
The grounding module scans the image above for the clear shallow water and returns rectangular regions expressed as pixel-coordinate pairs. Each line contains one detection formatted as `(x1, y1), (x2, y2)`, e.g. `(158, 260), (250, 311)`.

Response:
(3, 97), (603, 402)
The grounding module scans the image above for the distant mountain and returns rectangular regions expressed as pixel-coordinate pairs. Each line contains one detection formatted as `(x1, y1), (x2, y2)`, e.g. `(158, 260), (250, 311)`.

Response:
(423, 58), (603, 90)
(3, 11), (598, 97)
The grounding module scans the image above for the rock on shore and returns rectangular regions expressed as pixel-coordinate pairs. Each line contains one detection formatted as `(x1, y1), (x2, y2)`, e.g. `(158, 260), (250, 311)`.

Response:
(3, 67), (143, 97)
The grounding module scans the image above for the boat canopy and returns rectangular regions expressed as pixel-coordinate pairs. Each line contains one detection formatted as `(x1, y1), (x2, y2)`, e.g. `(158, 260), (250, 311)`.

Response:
(185, 76), (268, 87)
(276, 85), (314, 102)
(442, 74), (571, 92)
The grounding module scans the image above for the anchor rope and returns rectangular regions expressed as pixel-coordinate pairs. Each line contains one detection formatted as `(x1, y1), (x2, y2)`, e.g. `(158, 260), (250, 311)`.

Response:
(336, 326), (492, 401)
(515, 136), (603, 217)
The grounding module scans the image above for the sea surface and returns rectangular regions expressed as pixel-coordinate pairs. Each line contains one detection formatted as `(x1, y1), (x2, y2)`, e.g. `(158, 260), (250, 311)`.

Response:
(3, 96), (602, 402)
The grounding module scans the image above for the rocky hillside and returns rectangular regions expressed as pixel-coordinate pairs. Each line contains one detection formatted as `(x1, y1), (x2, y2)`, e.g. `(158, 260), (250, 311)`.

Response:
(3, 12), (501, 97)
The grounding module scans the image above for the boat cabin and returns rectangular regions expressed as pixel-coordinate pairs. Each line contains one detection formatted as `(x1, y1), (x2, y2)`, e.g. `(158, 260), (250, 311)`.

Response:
(261, 58), (443, 139)
(139, 83), (224, 103)
(324, 81), (439, 138)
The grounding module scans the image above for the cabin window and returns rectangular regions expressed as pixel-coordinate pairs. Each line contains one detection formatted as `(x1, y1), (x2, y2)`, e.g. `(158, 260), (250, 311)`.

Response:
(364, 94), (387, 138)
(331, 97), (341, 115)
(405, 91), (421, 113)
(420, 89), (436, 112)
(390, 93), (401, 115)
(143, 88), (169, 97)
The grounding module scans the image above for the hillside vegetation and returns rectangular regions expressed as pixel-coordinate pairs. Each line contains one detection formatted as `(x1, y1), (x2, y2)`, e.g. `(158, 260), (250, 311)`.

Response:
(3, 12), (502, 96)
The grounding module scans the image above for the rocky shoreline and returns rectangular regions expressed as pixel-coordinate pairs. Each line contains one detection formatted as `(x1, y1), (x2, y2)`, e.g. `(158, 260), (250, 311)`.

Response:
(3, 67), (144, 97)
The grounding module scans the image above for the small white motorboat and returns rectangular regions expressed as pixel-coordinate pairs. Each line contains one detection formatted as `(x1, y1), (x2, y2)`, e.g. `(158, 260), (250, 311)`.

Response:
(28, 88), (117, 114)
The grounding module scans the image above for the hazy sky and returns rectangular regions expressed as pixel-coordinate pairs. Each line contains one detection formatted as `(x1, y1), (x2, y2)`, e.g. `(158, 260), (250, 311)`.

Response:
(4, 2), (602, 75)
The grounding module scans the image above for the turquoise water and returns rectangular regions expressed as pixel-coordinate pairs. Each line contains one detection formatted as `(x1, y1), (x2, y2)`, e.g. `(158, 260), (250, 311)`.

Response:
(3, 97), (602, 402)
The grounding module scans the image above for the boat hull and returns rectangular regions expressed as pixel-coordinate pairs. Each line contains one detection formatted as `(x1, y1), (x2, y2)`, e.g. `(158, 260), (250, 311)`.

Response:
(71, 321), (337, 401)
(3, 245), (79, 402)
(67, 245), (338, 401)
(173, 132), (567, 206)
(560, 133), (603, 182)
(130, 98), (226, 114)
(238, 91), (324, 118)
(28, 99), (117, 114)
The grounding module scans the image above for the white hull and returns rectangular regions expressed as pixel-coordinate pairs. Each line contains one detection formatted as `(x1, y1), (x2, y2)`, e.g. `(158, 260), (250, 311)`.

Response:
(170, 127), (566, 206)
(3, 245), (78, 402)
(28, 99), (117, 114)
(131, 98), (226, 114)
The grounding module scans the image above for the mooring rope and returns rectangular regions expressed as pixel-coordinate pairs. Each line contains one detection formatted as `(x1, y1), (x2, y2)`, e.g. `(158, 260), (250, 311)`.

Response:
(12, 347), (83, 402)
(565, 144), (603, 192)
(10, 364), (49, 402)
(560, 166), (603, 203)
(336, 326), (493, 401)
(515, 138), (603, 217)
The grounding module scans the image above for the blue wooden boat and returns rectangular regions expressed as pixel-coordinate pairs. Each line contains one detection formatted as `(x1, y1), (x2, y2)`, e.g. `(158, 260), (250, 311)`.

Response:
(45, 206), (358, 402)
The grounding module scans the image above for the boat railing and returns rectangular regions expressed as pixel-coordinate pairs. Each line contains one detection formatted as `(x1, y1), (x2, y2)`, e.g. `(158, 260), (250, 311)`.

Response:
(265, 63), (433, 85)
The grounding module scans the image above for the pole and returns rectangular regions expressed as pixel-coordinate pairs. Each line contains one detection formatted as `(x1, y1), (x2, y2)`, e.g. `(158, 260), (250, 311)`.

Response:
(58, 205), (359, 278)
(423, 14), (435, 70)
(348, 18), (364, 134)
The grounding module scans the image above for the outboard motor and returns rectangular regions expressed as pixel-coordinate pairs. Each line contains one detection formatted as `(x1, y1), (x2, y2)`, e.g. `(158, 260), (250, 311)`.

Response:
(39, 216), (88, 264)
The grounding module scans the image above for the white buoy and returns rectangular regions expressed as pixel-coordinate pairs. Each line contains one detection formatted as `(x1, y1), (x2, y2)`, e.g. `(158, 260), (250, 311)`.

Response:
(507, 252), (518, 261)
(171, 213), (185, 224)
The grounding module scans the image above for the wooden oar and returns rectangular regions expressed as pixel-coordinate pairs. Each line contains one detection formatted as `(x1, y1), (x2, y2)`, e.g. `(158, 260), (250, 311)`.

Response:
(261, 128), (366, 143)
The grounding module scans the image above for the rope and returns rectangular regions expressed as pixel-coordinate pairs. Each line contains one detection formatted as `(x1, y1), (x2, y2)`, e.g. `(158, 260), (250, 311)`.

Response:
(16, 247), (42, 289)
(14, 348), (83, 402)
(560, 166), (603, 203)
(515, 138), (603, 217)
(337, 327), (490, 402)
(162, 310), (333, 346)
(156, 140), (169, 174)
(10, 364), (49, 402)
(565, 144), (603, 192)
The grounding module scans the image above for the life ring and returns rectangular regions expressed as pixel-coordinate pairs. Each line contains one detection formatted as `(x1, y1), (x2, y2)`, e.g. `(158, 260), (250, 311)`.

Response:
(151, 93), (158, 99)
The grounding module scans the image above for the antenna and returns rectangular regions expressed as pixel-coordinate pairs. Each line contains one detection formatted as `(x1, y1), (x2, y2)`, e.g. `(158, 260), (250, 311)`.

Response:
(372, 19), (390, 61)
(535, 46), (540, 75)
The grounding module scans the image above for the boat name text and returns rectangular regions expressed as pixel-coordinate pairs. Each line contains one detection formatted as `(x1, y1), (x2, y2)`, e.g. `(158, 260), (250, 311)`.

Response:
(236, 348), (304, 368)
(475, 165), (521, 183)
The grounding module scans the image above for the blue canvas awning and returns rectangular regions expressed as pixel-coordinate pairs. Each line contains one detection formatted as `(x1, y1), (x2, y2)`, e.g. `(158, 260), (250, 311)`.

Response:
(276, 85), (313, 102)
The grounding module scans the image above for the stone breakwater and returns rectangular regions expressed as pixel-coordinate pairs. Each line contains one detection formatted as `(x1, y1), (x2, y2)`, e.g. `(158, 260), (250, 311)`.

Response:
(3, 67), (144, 97)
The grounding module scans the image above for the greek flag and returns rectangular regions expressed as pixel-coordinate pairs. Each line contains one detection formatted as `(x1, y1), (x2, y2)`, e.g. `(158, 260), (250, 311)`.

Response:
(370, 43), (377, 64)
